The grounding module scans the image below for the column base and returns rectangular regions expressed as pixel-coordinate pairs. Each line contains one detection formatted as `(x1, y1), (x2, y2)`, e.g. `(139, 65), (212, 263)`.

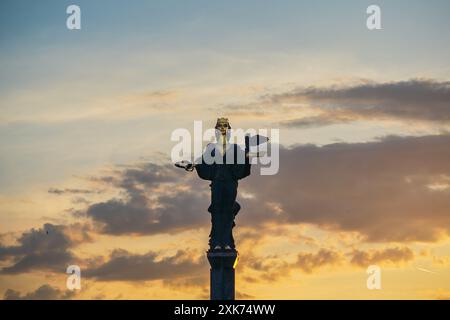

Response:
(207, 250), (238, 300)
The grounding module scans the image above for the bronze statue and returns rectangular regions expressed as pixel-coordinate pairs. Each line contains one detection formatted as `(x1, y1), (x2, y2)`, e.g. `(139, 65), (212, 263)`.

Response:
(176, 118), (251, 251)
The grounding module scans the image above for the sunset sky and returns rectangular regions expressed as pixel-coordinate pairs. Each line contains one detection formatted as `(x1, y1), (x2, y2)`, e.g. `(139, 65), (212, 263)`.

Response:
(1, 0), (450, 299)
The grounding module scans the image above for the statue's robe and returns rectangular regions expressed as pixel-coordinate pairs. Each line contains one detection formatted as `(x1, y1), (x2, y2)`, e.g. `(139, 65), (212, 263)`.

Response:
(195, 143), (251, 249)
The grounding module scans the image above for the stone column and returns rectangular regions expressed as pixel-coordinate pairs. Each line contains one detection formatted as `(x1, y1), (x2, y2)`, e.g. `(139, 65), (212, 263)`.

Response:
(207, 250), (238, 300)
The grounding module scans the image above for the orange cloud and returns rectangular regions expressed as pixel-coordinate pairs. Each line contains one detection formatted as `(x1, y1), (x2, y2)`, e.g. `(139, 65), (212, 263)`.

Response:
(350, 247), (414, 267)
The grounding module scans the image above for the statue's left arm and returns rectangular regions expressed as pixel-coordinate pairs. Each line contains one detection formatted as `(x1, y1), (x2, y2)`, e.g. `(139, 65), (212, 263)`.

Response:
(231, 144), (251, 180)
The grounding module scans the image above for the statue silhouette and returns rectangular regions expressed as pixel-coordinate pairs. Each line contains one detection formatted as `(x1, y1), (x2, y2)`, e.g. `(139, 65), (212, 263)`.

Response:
(178, 118), (251, 251)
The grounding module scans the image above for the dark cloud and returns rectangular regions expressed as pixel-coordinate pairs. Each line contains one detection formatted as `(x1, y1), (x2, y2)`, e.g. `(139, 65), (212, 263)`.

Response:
(350, 247), (414, 267)
(241, 246), (412, 284)
(282, 116), (352, 128)
(239, 133), (450, 242)
(295, 249), (342, 273)
(84, 163), (209, 235)
(241, 248), (342, 283)
(0, 223), (85, 274)
(85, 184), (209, 236)
(48, 188), (101, 195)
(3, 284), (75, 300)
(89, 163), (179, 190)
(84, 249), (207, 282)
(0, 224), (71, 258)
(268, 79), (450, 127)
(1, 251), (74, 275)
(119, 163), (179, 188)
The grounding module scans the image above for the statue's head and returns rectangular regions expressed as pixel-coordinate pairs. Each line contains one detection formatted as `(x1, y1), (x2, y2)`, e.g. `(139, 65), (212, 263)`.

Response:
(215, 117), (231, 136)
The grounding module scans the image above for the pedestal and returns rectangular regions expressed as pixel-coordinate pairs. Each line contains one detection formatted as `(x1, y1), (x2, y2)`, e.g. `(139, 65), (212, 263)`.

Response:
(207, 250), (238, 300)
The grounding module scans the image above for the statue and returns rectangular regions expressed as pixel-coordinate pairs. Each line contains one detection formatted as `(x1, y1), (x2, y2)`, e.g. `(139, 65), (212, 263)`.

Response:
(176, 118), (261, 251)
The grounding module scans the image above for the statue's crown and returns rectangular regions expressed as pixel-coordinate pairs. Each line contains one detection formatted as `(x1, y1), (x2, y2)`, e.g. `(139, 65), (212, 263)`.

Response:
(215, 117), (231, 129)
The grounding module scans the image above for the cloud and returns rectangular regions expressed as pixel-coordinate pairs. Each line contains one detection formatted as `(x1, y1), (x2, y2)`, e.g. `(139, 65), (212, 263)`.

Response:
(0, 251), (74, 275)
(236, 291), (255, 299)
(239, 133), (450, 242)
(118, 163), (180, 189)
(84, 249), (207, 282)
(48, 188), (102, 195)
(0, 223), (87, 274)
(231, 79), (450, 128)
(86, 191), (209, 236)
(239, 247), (342, 284)
(3, 285), (75, 300)
(83, 163), (210, 235)
(295, 249), (342, 273)
(350, 247), (414, 267)
(162, 274), (208, 290)
(282, 116), (352, 128)
(240, 245), (412, 284)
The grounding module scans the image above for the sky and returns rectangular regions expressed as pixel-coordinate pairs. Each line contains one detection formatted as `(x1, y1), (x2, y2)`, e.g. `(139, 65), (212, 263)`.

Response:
(1, 0), (450, 300)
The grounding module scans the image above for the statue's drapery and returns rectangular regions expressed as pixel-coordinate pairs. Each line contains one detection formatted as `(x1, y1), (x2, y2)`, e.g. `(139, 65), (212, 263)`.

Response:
(195, 144), (251, 249)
